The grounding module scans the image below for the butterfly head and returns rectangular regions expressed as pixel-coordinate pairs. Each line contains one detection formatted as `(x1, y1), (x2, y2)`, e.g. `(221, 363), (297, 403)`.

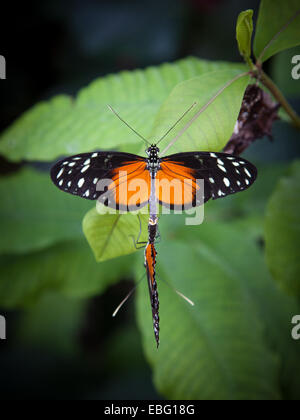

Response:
(146, 145), (160, 172)
(146, 144), (160, 158)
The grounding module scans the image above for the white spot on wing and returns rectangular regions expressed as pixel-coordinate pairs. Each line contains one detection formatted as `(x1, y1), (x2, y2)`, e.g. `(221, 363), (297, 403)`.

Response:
(92, 153), (98, 158)
(84, 159), (91, 166)
(81, 165), (89, 173)
(218, 164), (227, 173)
(244, 167), (251, 177)
(78, 178), (85, 188)
(232, 162), (240, 166)
(209, 177), (215, 183)
(68, 162), (76, 167)
(223, 177), (230, 187)
(217, 159), (224, 165)
(210, 153), (217, 158)
(57, 168), (64, 179)
(59, 179), (63, 186)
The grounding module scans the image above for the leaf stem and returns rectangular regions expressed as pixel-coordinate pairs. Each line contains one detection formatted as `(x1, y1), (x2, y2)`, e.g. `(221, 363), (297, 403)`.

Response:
(257, 68), (300, 129)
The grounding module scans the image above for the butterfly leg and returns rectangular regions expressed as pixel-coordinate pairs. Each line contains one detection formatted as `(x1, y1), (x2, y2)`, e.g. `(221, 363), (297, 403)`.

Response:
(130, 214), (147, 249)
(131, 236), (147, 250)
(155, 228), (161, 244)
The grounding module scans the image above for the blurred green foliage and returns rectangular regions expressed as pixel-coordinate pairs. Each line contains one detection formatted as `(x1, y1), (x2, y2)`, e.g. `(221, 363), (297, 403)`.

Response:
(265, 161), (300, 297)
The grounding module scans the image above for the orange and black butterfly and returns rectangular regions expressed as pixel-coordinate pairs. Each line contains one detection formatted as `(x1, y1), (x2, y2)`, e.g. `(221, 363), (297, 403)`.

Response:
(51, 104), (257, 211)
(50, 146), (257, 210)
(50, 104), (257, 347)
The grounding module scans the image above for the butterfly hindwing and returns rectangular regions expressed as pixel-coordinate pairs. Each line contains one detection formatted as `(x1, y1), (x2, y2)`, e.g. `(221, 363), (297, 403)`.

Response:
(157, 151), (257, 210)
(50, 151), (149, 210)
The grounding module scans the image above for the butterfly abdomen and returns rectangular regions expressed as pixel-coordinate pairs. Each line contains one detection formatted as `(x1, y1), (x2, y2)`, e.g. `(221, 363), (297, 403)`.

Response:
(145, 241), (160, 347)
(151, 272), (160, 348)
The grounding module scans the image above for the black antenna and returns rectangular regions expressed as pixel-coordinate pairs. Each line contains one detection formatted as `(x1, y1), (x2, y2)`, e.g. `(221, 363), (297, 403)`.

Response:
(156, 102), (197, 146)
(108, 105), (150, 147)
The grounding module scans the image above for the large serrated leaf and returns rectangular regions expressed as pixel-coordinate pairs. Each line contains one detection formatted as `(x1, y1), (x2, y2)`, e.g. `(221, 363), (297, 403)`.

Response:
(149, 69), (249, 154)
(0, 167), (92, 255)
(136, 221), (300, 400)
(83, 208), (149, 262)
(136, 225), (281, 400)
(265, 160), (300, 297)
(0, 57), (245, 162)
(253, 0), (300, 63)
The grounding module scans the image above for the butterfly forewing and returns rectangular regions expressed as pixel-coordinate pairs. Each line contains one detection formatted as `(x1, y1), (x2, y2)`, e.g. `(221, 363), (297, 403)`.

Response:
(51, 150), (257, 211)
(157, 151), (257, 210)
(50, 151), (148, 209)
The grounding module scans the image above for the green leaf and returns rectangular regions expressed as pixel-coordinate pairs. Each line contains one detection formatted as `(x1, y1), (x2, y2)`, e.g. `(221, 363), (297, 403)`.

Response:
(253, 0), (300, 63)
(0, 167), (91, 255)
(149, 69), (249, 154)
(0, 57), (245, 163)
(136, 224), (282, 400)
(236, 10), (254, 64)
(83, 208), (149, 262)
(0, 239), (134, 307)
(16, 292), (86, 357)
(265, 160), (300, 296)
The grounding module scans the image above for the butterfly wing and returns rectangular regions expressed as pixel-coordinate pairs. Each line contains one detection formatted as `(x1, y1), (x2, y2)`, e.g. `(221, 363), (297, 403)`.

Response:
(156, 151), (257, 210)
(50, 151), (150, 211)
